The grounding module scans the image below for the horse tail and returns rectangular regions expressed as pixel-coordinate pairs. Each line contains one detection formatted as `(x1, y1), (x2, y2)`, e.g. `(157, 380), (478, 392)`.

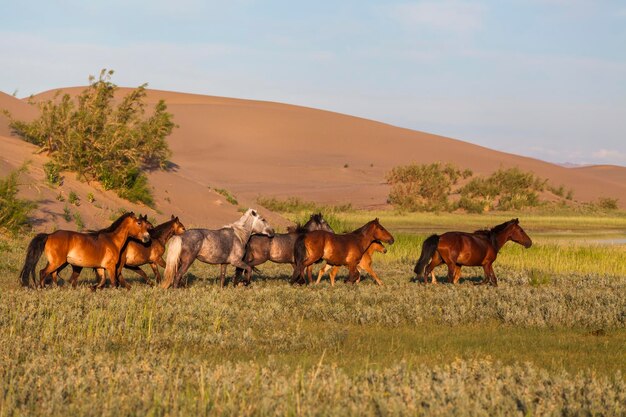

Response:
(294, 234), (307, 268)
(162, 235), (183, 288)
(19, 233), (48, 287)
(414, 234), (439, 277)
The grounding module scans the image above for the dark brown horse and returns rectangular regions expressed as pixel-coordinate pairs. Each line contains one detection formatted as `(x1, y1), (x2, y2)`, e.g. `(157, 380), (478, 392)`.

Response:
(19, 212), (152, 289)
(316, 240), (388, 286)
(291, 218), (394, 285)
(233, 213), (334, 284)
(118, 215), (186, 285)
(413, 218), (532, 286)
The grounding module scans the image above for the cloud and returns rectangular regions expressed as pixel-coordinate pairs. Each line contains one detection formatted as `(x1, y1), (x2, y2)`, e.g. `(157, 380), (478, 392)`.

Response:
(387, 1), (486, 33)
(592, 149), (626, 163)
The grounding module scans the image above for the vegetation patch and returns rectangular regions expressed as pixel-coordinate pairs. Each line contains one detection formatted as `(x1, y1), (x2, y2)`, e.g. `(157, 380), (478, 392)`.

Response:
(5, 69), (176, 206)
(0, 165), (36, 234)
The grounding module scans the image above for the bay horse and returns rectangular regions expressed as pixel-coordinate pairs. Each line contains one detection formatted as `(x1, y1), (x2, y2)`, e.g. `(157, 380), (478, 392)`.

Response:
(19, 212), (152, 289)
(118, 215), (186, 285)
(413, 218), (532, 286)
(161, 209), (274, 288)
(291, 218), (394, 285)
(315, 240), (388, 286)
(233, 213), (334, 284)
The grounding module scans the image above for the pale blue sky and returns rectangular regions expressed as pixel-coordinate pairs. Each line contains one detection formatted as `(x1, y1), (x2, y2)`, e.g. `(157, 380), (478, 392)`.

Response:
(1, 0), (625, 165)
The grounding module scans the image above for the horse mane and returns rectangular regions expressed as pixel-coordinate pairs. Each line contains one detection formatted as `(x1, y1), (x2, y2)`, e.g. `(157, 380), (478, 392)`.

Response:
(474, 219), (517, 246)
(88, 212), (134, 236)
(224, 211), (254, 243)
(353, 219), (375, 235)
(150, 218), (174, 240)
(287, 223), (308, 234)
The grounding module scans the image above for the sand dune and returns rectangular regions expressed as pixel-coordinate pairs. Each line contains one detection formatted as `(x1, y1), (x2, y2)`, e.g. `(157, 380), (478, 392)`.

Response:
(3, 85), (625, 230)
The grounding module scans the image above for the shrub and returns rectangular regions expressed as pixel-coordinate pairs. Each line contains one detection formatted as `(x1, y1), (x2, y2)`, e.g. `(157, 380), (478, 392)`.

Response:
(458, 167), (546, 212)
(213, 187), (238, 206)
(68, 191), (80, 206)
(386, 163), (472, 212)
(73, 211), (85, 231)
(6, 69), (175, 206)
(0, 165), (36, 234)
(43, 161), (61, 186)
(597, 197), (618, 210)
(87, 192), (95, 203)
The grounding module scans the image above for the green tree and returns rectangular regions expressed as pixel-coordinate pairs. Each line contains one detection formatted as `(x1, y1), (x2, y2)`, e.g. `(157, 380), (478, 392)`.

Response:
(6, 69), (176, 205)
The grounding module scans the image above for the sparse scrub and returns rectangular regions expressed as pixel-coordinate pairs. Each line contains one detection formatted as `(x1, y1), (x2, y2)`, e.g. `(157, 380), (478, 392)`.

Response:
(257, 196), (352, 216)
(386, 162), (472, 212)
(0, 165), (36, 234)
(458, 167), (546, 212)
(597, 197), (619, 210)
(43, 161), (61, 186)
(73, 211), (84, 231)
(62, 205), (72, 222)
(68, 190), (80, 206)
(5, 69), (175, 206)
(213, 187), (238, 205)
(87, 192), (95, 203)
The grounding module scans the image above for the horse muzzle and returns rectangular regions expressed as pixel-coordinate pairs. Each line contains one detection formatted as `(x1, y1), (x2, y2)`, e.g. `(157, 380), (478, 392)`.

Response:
(265, 228), (275, 238)
(142, 234), (151, 243)
(387, 237), (395, 245)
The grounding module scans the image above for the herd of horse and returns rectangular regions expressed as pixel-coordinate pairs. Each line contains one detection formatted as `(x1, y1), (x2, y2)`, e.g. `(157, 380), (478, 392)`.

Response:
(19, 208), (533, 289)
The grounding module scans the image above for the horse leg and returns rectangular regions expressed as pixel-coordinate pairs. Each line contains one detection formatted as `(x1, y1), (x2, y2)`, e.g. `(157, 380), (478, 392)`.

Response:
(125, 265), (152, 286)
(486, 263), (498, 287)
(91, 268), (107, 290)
(329, 266), (339, 286)
(230, 260), (252, 286)
(347, 264), (360, 284)
(306, 265), (313, 285)
(220, 264), (228, 288)
(452, 266), (462, 284)
(172, 256), (194, 288)
(154, 257), (166, 283)
(424, 256), (442, 284)
(316, 264), (331, 284)
(149, 263), (162, 285)
(69, 265), (83, 288)
(39, 260), (64, 288)
(363, 264), (384, 286)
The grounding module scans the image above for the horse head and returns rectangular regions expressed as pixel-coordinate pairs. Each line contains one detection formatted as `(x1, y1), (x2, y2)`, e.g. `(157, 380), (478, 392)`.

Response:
(246, 209), (275, 237)
(369, 240), (387, 254)
(507, 218), (532, 248)
(171, 214), (186, 235)
(127, 213), (152, 243)
(371, 218), (394, 245)
(305, 212), (334, 233)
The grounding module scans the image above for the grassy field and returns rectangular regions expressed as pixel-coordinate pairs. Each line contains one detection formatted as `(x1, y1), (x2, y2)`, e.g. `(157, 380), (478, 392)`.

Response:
(1, 211), (625, 416)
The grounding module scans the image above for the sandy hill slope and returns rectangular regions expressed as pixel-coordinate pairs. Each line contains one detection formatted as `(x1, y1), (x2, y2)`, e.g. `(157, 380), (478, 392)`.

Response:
(0, 92), (285, 231)
(6, 86), (626, 225)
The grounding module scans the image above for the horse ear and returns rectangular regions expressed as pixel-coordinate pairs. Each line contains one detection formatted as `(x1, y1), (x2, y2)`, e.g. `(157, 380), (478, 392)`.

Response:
(171, 214), (175, 219)
(251, 209), (258, 217)
(514, 218), (519, 223)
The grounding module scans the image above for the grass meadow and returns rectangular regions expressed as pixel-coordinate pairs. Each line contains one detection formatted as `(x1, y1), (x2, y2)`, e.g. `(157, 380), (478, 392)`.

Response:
(1, 211), (625, 416)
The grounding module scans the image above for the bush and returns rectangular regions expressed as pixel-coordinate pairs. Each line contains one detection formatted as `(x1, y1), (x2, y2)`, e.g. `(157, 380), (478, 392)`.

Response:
(43, 161), (61, 186)
(386, 163), (472, 212)
(0, 165), (36, 234)
(458, 167), (546, 212)
(68, 191), (80, 206)
(597, 197), (618, 210)
(6, 69), (175, 206)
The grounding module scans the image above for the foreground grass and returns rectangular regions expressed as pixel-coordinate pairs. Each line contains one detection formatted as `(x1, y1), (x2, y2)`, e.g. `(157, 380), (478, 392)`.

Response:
(1, 210), (625, 416)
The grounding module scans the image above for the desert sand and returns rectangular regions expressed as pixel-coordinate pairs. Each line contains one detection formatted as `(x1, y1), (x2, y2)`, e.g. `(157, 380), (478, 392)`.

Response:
(1, 87), (625, 231)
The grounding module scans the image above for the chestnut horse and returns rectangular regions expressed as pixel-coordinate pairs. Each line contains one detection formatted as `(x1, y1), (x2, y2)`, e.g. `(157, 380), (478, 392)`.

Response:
(413, 218), (532, 286)
(291, 218), (394, 285)
(315, 240), (388, 286)
(19, 212), (152, 289)
(118, 215), (186, 285)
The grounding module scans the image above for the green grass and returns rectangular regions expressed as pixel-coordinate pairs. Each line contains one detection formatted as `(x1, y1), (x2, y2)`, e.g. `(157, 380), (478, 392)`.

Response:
(2, 210), (626, 416)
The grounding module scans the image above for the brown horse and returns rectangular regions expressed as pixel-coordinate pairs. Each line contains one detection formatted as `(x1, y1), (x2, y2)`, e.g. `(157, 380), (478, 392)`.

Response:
(413, 218), (532, 286)
(118, 215), (186, 285)
(315, 240), (388, 286)
(19, 212), (152, 289)
(291, 218), (394, 285)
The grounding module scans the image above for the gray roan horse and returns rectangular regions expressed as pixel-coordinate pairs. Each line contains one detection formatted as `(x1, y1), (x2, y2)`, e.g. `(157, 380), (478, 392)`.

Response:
(234, 213), (334, 284)
(161, 209), (274, 288)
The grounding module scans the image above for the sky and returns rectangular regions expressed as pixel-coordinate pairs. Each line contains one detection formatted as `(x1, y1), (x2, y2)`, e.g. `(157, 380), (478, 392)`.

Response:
(1, 0), (625, 166)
